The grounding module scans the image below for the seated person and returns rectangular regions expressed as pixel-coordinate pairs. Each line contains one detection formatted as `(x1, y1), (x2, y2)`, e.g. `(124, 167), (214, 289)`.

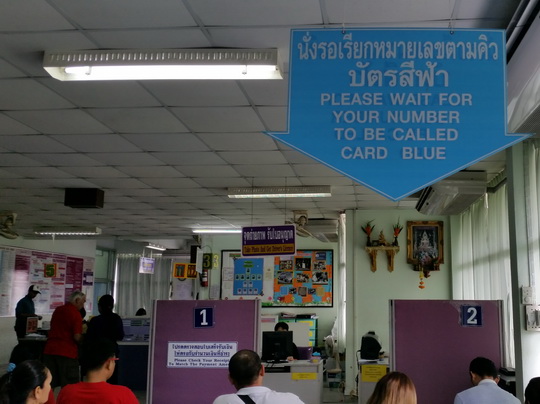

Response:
(274, 322), (299, 360)
(360, 331), (382, 360)
(213, 349), (305, 404)
(57, 338), (138, 404)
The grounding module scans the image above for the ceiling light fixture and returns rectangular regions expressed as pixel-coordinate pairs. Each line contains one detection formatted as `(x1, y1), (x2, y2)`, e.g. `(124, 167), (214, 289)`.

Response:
(227, 186), (332, 199)
(145, 243), (166, 251)
(43, 49), (282, 81)
(192, 229), (242, 234)
(34, 227), (102, 236)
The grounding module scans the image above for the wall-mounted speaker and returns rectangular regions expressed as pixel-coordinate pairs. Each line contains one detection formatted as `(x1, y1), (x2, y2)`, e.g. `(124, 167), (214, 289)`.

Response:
(64, 188), (104, 209)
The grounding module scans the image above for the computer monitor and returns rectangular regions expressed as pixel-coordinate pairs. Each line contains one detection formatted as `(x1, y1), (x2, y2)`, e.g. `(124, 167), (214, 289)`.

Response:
(261, 331), (293, 362)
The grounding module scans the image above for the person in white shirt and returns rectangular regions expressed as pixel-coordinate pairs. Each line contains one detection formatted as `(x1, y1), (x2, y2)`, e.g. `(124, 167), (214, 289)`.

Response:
(454, 357), (520, 404)
(213, 349), (305, 404)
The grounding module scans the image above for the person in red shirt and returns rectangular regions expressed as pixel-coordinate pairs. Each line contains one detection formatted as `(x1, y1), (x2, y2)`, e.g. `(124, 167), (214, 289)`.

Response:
(57, 338), (138, 404)
(43, 290), (86, 389)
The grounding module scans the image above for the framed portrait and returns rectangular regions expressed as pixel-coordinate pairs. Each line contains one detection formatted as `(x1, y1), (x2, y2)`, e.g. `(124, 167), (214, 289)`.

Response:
(407, 221), (444, 271)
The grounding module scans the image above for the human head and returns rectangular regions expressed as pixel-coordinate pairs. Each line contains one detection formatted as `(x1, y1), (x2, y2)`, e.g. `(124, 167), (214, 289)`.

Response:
(27, 285), (41, 298)
(135, 308), (147, 316)
(80, 338), (117, 378)
(0, 360), (52, 404)
(525, 377), (540, 404)
(366, 371), (417, 404)
(68, 290), (86, 311)
(228, 350), (264, 390)
(97, 294), (114, 315)
(274, 322), (289, 332)
(469, 357), (498, 385)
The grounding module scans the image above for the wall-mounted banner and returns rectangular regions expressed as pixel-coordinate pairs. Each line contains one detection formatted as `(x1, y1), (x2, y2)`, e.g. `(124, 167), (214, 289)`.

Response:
(267, 28), (531, 200)
(242, 225), (295, 256)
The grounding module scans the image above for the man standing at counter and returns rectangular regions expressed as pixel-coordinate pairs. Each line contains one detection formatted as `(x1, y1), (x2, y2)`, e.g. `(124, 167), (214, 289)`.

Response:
(14, 285), (42, 339)
(43, 290), (86, 389)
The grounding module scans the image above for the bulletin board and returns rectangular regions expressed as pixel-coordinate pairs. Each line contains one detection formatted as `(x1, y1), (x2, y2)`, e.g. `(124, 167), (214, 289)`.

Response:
(221, 249), (333, 307)
(0, 245), (95, 316)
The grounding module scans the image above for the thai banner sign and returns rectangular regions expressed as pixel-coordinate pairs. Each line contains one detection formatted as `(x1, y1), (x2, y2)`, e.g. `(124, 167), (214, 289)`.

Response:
(242, 225), (296, 256)
(267, 29), (530, 200)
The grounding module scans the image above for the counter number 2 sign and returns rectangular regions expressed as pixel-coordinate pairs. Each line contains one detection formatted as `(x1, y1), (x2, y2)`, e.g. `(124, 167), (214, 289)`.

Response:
(461, 305), (483, 327)
(194, 307), (214, 328)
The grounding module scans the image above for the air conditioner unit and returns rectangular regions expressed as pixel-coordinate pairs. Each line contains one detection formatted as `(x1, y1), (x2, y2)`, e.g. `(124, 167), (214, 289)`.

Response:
(416, 172), (487, 215)
(304, 219), (339, 243)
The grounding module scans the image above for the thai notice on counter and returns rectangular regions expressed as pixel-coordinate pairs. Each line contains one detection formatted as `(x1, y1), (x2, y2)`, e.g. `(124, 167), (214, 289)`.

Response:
(167, 342), (237, 368)
(267, 28), (529, 200)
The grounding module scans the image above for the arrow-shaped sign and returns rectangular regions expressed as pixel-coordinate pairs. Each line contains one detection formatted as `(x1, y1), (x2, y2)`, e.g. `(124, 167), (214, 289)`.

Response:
(267, 28), (530, 200)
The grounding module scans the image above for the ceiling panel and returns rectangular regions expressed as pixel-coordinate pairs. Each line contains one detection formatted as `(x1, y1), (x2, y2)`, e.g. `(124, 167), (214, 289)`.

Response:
(0, 0), (524, 240)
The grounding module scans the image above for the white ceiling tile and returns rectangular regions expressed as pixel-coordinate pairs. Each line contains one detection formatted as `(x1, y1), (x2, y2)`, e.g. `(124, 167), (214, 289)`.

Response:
(52, 134), (142, 153)
(0, 1), (74, 31)
(145, 81), (250, 107)
(0, 154), (45, 167)
(178, 165), (240, 178)
(233, 164), (295, 177)
(61, 166), (129, 178)
(0, 79), (74, 110)
(139, 177), (201, 188)
(51, 0), (196, 29)
(118, 166), (185, 178)
(192, 0), (322, 26)
(0, 135), (75, 153)
(26, 153), (104, 167)
(88, 28), (211, 49)
(41, 79), (161, 108)
(88, 152), (168, 166)
(171, 107), (265, 132)
(218, 151), (287, 165)
(258, 106), (287, 131)
(152, 152), (227, 165)
(197, 132), (278, 151)
(0, 114), (39, 135)
(5, 166), (74, 178)
(241, 79), (288, 106)
(125, 133), (210, 152)
(85, 178), (151, 189)
(5, 110), (112, 135)
(0, 60), (25, 79)
(88, 108), (189, 133)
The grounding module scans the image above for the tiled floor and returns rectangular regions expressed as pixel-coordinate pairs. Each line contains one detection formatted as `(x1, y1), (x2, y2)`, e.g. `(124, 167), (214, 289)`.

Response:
(133, 387), (357, 403)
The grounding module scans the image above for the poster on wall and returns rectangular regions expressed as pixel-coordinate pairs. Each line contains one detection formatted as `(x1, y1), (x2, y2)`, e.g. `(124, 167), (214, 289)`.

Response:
(0, 246), (94, 317)
(220, 249), (333, 307)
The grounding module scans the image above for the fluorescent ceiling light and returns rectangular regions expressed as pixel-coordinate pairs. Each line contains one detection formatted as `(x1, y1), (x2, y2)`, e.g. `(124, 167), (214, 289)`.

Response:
(34, 227), (102, 236)
(192, 229), (242, 234)
(227, 186), (332, 199)
(145, 243), (166, 251)
(43, 49), (282, 81)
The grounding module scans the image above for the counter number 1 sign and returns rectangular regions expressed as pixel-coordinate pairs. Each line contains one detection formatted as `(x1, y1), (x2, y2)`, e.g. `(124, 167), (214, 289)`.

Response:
(461, 305), (482, 327)
(194, 307), (214, 328)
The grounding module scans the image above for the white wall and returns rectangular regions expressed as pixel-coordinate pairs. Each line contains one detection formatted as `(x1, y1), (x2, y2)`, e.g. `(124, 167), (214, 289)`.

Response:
(344, 209), (451, 392)
(199, 233), (339, 346)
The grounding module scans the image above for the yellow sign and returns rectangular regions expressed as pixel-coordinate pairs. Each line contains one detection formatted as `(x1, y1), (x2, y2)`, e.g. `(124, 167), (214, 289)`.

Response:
(291, 372), (317, 380)
(173, 263), (197, 279)
(361, 365), (387, 382)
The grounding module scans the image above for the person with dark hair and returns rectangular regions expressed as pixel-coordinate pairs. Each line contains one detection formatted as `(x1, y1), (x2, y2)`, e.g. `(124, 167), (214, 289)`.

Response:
(85, 294), (124, 384)
(135, 308), (146, 316)
(273, 322), (299, 360)
(366, 371), (417, 404)
(454, 357), (520, 404)
(43, 290), (86, 389)
(526, 377), (540, 404)
(14, 285), (42, 339)
(0, 360), (52, 404)
(360, 330), (382, 360)
(212, 349), (305, 404)
(56, 338), (138, 404)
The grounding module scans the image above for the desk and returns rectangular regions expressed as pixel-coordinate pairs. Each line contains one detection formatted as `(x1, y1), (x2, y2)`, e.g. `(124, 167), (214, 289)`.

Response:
(117, 341), (149, 391)
(357, 359), (389, 404)
(263, 360), (323, 404)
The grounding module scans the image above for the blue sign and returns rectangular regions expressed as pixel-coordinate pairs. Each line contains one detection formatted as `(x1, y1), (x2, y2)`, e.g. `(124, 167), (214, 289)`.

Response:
(267, 29), (530, 200)
(461, 305), (483, 327)
(194, 307), (214, 328)
(242, 225), (295, 256)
